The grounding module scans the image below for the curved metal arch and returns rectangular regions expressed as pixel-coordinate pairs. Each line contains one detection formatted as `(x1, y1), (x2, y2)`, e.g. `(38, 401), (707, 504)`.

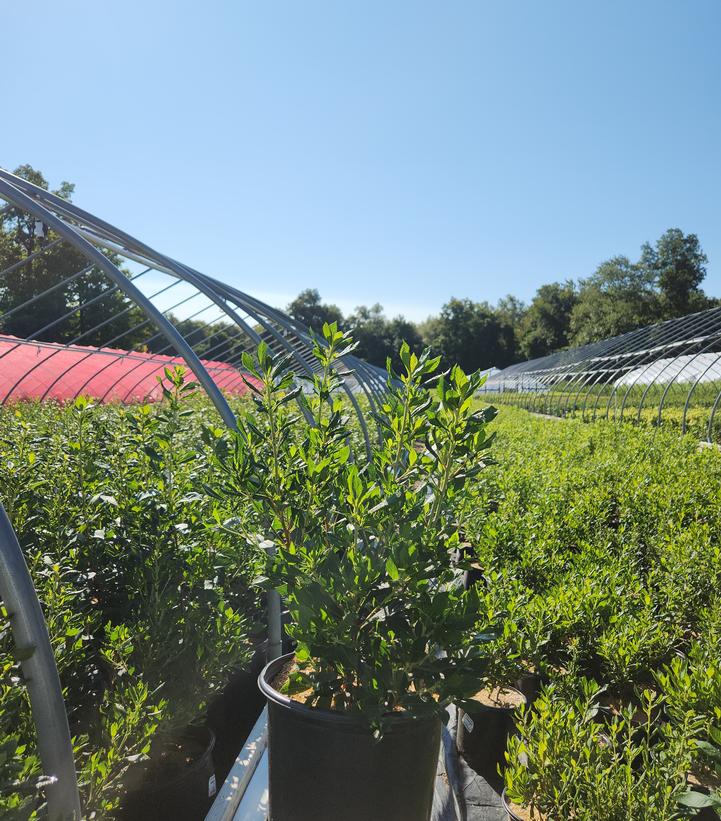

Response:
(193, 279), (331, 425)
(614, 314), (709, 421)
(683, 351), (721, 435)
(117, 323), (253, 407)
(0, 175), (245, 820)
(0, 175), (238, 430)
(564, 333), (642, 419)
(202, 274), (376, 455)
(0, 170), (325, 420)
(581, 323), (661, 420)
(485, 306), (721, 443)
(0, 267), (155, 405)
(637, 310), (721, 425)
(586, 329), (668, 421)
(608, 312), (709, 422)
(35, 271), (184, 404)
(87, 296), (227, 403)
(0, 168), (368, 446)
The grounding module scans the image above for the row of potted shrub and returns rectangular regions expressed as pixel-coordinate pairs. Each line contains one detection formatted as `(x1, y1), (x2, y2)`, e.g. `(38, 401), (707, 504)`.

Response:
(458, 406), (721, 819)
(0, 375), (262, 818)
(3, 327), (505, 821)
(199, 337), (721, 820)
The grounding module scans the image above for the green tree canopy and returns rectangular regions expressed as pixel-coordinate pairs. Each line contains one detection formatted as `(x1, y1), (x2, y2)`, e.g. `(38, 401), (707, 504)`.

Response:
(569, 256), (657, 346)
(518, 281), (577, 359)
(286, 288), (344, 333)
(423, 297), (516, 371)
(495, 294), (526, 329)
(345, 303), (425, 371)
(640, 228), (713, 319)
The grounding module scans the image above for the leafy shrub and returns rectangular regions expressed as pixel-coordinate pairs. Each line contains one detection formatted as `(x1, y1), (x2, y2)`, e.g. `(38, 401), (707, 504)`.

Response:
(504, 680), (700, 820)
(207, 326), (498, 731)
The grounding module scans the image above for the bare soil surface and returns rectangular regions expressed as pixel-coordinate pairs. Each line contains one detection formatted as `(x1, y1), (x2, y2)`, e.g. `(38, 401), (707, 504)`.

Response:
(471, 686), (525, 709)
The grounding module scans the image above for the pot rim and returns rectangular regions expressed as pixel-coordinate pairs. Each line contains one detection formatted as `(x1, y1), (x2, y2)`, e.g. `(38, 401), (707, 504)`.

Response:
(501, 788), (543, 821)
(258, 652), (441, 731)
(500, 788), (520, 820)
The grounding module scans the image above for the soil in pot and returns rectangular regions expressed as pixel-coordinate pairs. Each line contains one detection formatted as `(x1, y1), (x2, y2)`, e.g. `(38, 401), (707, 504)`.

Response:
(501, 788), (546, 821)
(457, 686), (526, 786)
(118, 725), (216, 821)
(260, 653), (441, 821)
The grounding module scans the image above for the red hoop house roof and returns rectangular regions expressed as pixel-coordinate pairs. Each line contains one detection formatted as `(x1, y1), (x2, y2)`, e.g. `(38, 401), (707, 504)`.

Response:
(0, 335), (257, 404)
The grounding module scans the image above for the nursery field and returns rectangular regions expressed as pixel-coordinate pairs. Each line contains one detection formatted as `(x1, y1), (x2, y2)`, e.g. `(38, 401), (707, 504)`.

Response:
(466, 405), (721, 818)
(3, 371), (721, 819)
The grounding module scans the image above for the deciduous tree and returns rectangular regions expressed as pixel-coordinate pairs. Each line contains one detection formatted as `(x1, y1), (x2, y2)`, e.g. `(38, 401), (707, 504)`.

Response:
(0, 165), (145, 347)
(286, 288), (344, 333)
(518, 281), (576, 359)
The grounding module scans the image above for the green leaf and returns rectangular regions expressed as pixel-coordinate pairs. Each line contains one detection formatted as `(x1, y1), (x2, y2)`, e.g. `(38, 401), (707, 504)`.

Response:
(677, 790), (716, 809)
(386, 558), (400, 581)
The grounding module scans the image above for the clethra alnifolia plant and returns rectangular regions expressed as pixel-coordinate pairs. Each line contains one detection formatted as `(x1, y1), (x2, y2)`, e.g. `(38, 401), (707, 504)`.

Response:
(206, 323), (498, 732)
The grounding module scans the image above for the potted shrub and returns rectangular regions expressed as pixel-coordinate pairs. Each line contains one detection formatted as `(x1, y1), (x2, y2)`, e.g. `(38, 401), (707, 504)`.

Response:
(79, 374), (255, 819)
(209, 325), (498, 821)
(456, 583), (530, 780)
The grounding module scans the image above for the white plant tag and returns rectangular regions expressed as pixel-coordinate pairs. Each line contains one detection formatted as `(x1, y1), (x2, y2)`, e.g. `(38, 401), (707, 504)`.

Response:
(208, 773), (217, 797)
(462, 712), (474, 733)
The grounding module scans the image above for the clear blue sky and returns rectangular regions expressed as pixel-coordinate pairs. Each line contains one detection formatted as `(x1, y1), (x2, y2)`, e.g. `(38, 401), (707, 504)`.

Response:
(3, 1), (720, 322)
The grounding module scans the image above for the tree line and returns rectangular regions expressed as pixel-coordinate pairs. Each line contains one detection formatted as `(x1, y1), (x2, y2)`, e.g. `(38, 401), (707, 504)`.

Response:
(1, 166), (715, 375)
(287, 228), (714, 372)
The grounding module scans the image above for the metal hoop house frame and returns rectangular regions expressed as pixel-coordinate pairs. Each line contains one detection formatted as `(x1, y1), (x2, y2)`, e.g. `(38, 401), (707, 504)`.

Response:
(483, 306), (721, 442)
(0, 167), (388, 820)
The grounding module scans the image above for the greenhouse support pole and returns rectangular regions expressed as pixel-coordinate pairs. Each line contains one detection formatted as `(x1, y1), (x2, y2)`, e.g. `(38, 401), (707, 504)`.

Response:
(264, 541), (283, 661)
(268, 590), (283, 661)
(0, 504), (81, 821)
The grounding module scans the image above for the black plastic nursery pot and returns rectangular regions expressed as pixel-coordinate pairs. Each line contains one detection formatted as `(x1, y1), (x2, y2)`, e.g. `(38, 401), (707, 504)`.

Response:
(501, 788), (524, 821)
(259, 653), (442, 821)
(120, 725), (217, 821)
(514, 670), (544, 705)
(456, 687), (526, 781)
(207, 642), (267, 784)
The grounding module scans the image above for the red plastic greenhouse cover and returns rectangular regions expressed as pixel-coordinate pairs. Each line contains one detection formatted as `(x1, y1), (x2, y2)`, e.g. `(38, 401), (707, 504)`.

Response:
(0, 335), (259, 404)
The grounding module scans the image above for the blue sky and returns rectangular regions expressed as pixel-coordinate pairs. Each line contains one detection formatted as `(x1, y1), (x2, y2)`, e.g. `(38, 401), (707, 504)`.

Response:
(2, 1), (720, 322)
